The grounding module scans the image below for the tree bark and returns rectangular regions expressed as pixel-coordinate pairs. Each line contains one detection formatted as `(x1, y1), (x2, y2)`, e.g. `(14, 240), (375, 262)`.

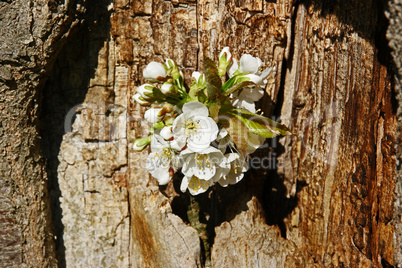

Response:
(1, 0), (400, 267)
(0, 1), (87, 267)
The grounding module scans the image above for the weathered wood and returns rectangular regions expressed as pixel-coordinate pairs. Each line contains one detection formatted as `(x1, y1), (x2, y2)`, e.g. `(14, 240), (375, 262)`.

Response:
(1, 0), (399, 267)
(56, 0), (397, 266)
(0, 0), (87, 266)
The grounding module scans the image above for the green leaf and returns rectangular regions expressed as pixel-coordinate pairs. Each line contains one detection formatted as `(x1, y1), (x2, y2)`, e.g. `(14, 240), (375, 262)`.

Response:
(221, 76), (237, 92)
(220, 114), (250, 154)
(224, 81), (255, 96)
(203, 56), (221, 100)
(208, 102), (221, 122)
(229, 109), (291, 138)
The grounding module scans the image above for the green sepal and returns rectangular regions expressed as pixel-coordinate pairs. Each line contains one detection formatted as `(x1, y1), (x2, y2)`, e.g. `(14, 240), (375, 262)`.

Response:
(224, 81), (256, 96)
(152, 87), (167, 100)
(152, 121), (165, 130)
(221, 76), (237, 92)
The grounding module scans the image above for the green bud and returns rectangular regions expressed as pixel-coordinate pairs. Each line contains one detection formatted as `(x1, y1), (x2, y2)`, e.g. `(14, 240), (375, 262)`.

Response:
(133, 136), (152, 151)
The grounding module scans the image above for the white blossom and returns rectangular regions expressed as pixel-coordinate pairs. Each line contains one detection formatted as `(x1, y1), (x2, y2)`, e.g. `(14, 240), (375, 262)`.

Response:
(180, 175), (214, 195)
(219, 47), (232, 62)
(161, 82), (173, 94)
(160, 126), (173, 140)
(172, 102), (219, 152)
(144, 108), (163, 123)
(143, 62), (166, 82)
(228, 54), (272, 86)
(180, 146), (230, 195)
(137, 84), (154, 99)
(133, 93), (150, 105)
(216, 153), (248, 187)
(145, 134), (182, 185)
(239, 54), (263, 74)
(191, 71), (205, 84)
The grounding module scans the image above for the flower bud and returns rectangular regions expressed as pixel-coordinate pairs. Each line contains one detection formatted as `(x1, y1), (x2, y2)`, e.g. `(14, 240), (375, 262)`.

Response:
(161, 82), (173, 94)
(218, 47), (232, 77)
(191, 71), (205, 85)
(133, 93), (150, 105)
(137, 84), (154, 99)
(143, 62), (167, 82)
(144, 108), (164, 123)
(160, 126), (173, 140)
(152, 121), (165, 130)
(133, 136), (152, 151)
(165, 58), (176, 69)
(162, 103), (174, 113)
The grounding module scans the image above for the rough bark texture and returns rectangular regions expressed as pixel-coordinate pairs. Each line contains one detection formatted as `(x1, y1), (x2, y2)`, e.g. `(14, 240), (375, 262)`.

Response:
(0, 1), (87, 267)
(386, 0), (402, 266)
(1, 0), (400, 267)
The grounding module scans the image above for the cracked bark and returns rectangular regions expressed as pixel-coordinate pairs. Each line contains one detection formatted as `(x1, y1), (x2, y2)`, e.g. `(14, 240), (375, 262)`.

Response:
(1, 0), (400, 267)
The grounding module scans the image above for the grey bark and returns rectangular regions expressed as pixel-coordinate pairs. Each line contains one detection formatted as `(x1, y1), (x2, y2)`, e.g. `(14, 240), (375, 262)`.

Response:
(0, 1), (87, 267)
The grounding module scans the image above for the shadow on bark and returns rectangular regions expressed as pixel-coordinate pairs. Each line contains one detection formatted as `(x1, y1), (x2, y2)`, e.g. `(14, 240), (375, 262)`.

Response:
(304, 0), (395, 74)
(40, 1), (112, 266)
(169, 139), (304, 264)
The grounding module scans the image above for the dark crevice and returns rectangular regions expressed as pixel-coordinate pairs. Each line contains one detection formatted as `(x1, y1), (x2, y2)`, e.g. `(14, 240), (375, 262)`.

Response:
(374, 0), (394, 71)
(39, 1), (112, 267)
(262, 1), (301, 239)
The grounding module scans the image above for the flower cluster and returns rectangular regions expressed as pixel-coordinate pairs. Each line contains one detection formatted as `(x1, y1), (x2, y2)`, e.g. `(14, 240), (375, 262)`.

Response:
(132, 47), (290, 195)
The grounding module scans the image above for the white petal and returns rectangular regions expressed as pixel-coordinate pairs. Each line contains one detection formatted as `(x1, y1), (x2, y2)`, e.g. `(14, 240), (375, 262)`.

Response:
(157, 171), (173, 185)
(199, 146), (222, 155)
(161, 83), (173, 94)
(160, 126), (173, 140)
(234, 99), (256, 113)
(216, 128), (228, 141)
(145, 153), (171, 184)
(143, 62), (166, 81)
(150, 134), (167, 151)
(182, 154), (196, 177)
(259, 67), (272, 80)
(172, 113), (186, 136)
(239, 54), (260, 74)
(133, 93), (149, 105)
(180, 176), (189, 192)
(228, 58), (239, 77)
(239, 86), (264, 102)
(187, 117), (218, 152)
(192, 71), (202, 82)
(144, 108), (163, 123)
(219, 47), (231, 61)
(242, 74), (264, 86)
(137, 84), (154, 99)
(182, 101), (209, 118)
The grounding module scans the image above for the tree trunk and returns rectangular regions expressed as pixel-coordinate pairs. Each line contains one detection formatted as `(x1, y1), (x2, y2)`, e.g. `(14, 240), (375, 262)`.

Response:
(1, 0), (400, 267)
(0, 1), (88, 267)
